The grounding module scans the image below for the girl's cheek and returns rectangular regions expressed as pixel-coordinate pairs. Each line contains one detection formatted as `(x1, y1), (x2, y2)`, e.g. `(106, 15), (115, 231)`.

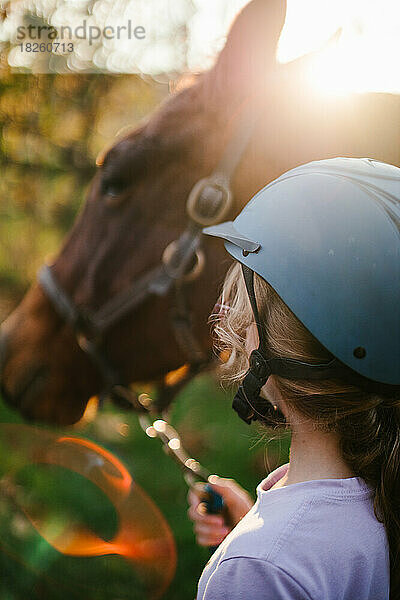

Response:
(245, 323), (259, 355)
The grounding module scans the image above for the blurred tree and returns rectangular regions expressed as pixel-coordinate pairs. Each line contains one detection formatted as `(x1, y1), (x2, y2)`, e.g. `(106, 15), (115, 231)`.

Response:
(0, 70), (167, 318)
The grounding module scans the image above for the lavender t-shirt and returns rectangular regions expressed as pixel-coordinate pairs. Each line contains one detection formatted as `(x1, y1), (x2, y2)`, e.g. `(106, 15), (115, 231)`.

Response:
(197, 464), (389, 599)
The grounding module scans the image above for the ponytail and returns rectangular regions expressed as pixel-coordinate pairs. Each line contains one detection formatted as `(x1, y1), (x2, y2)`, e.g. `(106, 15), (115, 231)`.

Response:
(338, 399), (400, 600)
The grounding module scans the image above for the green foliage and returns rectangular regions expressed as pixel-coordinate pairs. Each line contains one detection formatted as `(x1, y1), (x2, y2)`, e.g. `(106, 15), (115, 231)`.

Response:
(0, 375), (290, 599)
(0, 71), (166, 314)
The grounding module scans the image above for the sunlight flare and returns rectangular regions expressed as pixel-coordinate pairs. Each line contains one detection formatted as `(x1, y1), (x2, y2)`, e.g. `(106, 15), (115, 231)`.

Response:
(277, 0), (400, 95)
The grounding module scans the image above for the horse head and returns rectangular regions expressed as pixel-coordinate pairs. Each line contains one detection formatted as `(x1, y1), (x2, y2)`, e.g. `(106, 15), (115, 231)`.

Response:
(0, 0), (289, 424)
(1, 0), (399, 424)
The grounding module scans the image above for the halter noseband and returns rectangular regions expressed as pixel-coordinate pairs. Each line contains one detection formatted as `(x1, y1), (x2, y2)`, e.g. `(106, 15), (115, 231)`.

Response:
(38, 102), (258, 415)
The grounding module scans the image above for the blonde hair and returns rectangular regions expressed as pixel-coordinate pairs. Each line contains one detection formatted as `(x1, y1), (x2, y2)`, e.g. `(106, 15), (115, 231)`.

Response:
(212, 262), (358, 411)
(211, 261), (400, 600)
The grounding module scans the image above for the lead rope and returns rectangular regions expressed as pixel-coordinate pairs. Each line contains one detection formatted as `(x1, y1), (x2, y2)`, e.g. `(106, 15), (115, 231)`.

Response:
(134, 393), (229, 542)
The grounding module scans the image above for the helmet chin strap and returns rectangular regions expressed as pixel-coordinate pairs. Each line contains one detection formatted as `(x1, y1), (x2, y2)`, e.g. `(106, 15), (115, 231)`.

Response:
(232, 265), (286, 426)
(232, 264), (365, 426)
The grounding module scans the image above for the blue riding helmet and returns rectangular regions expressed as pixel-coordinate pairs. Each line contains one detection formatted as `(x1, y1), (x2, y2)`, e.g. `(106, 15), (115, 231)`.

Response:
(204, 157), (400, 424)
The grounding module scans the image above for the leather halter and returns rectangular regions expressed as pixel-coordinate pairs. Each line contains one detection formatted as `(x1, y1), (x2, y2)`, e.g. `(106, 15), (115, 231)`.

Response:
(38, 103), (257, 415)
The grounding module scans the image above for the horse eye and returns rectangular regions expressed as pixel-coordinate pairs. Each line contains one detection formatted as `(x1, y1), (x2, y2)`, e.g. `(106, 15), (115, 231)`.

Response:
(101, 177), (126, 198)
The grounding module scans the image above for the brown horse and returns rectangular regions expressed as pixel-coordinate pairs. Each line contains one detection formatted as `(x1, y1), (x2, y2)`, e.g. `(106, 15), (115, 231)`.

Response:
(1, 0), (399, 424)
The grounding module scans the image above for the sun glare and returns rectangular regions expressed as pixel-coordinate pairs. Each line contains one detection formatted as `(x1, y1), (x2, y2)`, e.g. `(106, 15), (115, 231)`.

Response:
(4, 0), (399, 88)
(277, 0), (400, 95)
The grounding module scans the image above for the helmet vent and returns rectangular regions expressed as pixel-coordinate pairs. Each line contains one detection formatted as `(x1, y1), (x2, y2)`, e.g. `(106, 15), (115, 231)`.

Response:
(353, 347), (367, 359)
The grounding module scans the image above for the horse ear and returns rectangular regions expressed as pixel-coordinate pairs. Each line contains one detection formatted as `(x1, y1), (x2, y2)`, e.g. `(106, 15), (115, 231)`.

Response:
(208, 0), (287, 100)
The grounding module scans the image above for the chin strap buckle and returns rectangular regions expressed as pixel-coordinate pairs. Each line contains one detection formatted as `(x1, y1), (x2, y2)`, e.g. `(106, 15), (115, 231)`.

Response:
(232, 350), (271, 424)
(232, 350), (287, 426)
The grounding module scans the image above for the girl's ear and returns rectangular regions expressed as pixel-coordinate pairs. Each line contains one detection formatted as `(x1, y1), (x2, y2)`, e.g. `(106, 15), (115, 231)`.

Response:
(260, 375), (288, 418)
(207, 0), (287, 101)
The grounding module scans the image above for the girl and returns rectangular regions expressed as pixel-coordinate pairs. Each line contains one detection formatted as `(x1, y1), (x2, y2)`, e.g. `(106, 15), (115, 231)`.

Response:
(188, 157), (400, 599)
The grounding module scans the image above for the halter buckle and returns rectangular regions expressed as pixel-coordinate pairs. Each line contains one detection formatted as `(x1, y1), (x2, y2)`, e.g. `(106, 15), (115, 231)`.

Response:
(186, 174), (232, 226)
(162, 240), (205, 281)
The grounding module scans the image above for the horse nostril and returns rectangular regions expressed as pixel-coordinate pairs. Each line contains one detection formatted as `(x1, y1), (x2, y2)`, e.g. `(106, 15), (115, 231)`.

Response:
(0, 380), (14, 407)
(0, 327), (10, 381)
(1, 363), (49, 416)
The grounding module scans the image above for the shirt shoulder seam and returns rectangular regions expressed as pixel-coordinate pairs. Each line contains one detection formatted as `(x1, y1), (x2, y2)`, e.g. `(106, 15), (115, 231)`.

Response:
(218, 556), (314, 600)
(265, 495), (316, 560)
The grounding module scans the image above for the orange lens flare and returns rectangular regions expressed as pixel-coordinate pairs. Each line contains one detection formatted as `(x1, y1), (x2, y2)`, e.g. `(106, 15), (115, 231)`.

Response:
(56, 436), (132, 494)
(0, 424), (176, 599)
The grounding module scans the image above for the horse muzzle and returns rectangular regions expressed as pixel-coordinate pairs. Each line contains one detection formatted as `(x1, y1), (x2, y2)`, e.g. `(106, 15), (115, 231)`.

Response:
(0, 285), (99, 425)
(0, 323), (48, 415)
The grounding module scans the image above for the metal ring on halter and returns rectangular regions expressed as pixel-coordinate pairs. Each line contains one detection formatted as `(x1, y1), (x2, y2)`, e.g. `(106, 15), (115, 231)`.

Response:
(186, 175), (233, 226)
(162, 241), (205, 281)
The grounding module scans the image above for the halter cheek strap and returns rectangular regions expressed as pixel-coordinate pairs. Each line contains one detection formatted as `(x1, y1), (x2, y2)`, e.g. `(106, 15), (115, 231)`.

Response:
(37, 100), (260, 416)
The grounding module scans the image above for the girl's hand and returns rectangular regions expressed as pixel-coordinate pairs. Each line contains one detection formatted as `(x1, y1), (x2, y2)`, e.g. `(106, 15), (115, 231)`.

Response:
(187, 476), (254, 547)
